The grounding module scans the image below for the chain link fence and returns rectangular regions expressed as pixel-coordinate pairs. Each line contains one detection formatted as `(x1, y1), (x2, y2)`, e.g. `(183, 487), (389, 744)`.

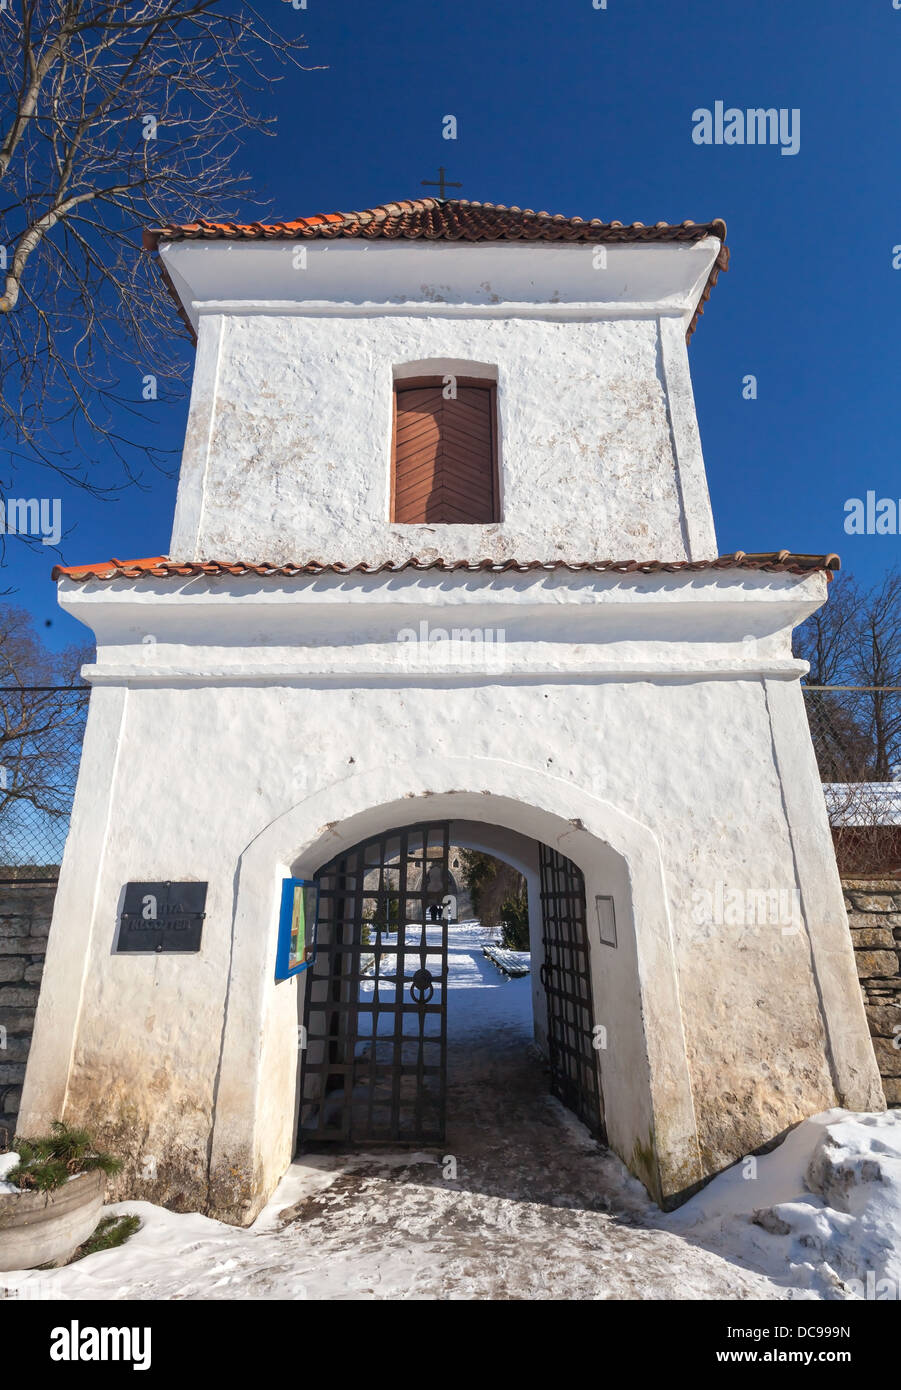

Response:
(804, 685), (901, 876)
(0, 686), (90, 882)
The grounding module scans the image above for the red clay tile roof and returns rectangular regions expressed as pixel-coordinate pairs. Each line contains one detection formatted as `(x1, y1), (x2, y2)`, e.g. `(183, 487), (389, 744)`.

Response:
(143, 198), (727, 248)
(52, 552), (839, 583)
(143, 197), (729, 343)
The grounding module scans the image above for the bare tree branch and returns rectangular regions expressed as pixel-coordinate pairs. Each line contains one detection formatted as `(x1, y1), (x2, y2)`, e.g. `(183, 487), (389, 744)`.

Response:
(0, 604), (91, 865)
(0, 0), (318, 500)
(796, 568), (901, 872)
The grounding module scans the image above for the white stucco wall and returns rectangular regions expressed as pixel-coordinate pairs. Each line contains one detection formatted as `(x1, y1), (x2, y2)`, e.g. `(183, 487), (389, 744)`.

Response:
(170, 314), (714, 568)
(18, 567), (883, 1221)
(164, 239), (721, 567)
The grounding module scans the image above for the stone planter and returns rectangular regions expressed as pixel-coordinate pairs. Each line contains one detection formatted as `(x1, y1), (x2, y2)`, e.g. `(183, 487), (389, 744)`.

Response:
(0, 1169), (105, 1271)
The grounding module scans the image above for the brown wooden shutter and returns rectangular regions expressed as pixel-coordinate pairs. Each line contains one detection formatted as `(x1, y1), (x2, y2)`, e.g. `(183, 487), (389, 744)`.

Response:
(392, 379), (498, 523)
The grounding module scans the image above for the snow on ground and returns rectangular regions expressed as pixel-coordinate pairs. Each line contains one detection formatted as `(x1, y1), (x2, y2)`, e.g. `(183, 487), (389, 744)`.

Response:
(0, 1151), (20, 1194)
(1, 921), (899, 1300)
(668, 1107), (901, 1298)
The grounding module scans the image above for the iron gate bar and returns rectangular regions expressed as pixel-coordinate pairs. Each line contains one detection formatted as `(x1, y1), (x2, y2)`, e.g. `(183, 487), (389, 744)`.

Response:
(538, 844), (605, 1140)
(299, 822), (450, 1146)
(299, 823), (602, 1149)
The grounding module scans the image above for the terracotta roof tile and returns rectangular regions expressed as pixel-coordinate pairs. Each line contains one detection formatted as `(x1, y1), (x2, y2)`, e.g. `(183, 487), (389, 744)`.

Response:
(143, 197), (729, 343)
(52, 552), (840, 583)
(143, 198), (727, 249)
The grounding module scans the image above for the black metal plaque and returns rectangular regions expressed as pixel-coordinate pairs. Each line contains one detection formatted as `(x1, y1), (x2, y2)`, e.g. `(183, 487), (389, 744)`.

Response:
(116, 881), (207, 953)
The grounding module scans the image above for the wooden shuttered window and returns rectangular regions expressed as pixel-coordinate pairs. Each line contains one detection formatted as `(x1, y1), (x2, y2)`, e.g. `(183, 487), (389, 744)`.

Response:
(391, 378), (499, 524)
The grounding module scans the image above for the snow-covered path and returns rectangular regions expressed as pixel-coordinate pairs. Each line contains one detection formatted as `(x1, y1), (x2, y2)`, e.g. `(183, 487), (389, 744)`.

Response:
(4, 923), (896, 1301)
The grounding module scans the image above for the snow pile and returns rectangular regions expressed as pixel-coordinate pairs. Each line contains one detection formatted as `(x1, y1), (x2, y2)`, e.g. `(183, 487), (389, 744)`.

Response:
(0, 1152), (21, 1195)
(667, 1108), (901, 1298)
(763, 1113), (901, 1294)
(482, 945), (530, 977)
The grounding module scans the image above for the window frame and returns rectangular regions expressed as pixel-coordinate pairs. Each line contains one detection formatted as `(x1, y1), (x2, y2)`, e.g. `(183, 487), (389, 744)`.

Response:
(390, 374), (500, 525)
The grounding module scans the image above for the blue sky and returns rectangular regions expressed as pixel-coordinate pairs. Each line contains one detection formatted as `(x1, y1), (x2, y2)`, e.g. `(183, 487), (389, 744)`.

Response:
(8, 0), (901, 647)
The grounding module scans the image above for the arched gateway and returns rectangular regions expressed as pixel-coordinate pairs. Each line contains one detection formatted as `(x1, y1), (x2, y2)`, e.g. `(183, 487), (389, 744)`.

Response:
(298, 821), (601, 1148)
(198, 764), (705, 1222)
(18, 196), (883, 1227)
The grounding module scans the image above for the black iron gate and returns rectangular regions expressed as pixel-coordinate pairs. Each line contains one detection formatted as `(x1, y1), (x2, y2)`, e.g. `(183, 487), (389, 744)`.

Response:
(298, 825), (604, 1147)
(538, 844), (605, 1139)
(298, 822), (450, 1146)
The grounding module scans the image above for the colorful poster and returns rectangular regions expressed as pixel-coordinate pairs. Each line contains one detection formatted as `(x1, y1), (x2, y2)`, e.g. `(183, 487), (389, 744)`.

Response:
(288, 883), (306, 971)
(277, 879), (318, 979)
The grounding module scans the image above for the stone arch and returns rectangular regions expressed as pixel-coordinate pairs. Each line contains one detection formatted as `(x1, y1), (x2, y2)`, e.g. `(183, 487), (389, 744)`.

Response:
(207, 757), (702, 1220)
(392, 357), (498, 384)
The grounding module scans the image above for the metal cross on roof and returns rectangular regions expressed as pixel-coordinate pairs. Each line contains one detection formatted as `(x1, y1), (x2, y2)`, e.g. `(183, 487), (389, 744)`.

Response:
(421, 167), (462, 199)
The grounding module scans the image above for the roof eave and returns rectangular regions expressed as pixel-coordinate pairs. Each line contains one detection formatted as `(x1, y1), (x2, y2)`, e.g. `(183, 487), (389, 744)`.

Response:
(143, 200), (729, 345)
(52, 552), (840, 585)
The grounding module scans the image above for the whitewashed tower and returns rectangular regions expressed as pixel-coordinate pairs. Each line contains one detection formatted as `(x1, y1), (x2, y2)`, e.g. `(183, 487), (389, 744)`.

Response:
(19, 200), (882, 1224)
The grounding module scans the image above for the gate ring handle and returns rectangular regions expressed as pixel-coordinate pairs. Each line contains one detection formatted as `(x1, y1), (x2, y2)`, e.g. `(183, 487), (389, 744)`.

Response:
(409, 967), (434, 1004)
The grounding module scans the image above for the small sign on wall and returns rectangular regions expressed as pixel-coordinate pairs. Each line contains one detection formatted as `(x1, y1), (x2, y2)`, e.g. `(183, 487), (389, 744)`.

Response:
(276, 879), (320, 980)
(116, 882), (207, 953)
(595, 894), (617, 948)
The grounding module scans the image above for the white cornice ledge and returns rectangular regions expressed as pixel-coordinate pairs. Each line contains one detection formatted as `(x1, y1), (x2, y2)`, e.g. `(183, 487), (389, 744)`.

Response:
(81, 656), (809, 686)
(191, 300), (695, 322)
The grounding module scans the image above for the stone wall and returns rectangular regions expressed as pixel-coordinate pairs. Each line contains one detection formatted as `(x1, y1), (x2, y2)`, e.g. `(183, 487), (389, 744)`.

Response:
(0, 880), (55, 1143)
(842, 878), (901, 1107)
